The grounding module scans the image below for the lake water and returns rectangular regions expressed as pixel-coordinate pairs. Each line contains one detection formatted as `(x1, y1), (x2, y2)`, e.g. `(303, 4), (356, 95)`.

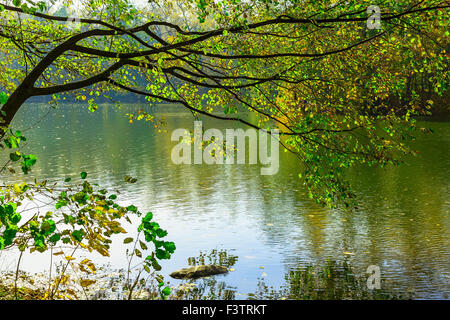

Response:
(1, 103), (449, 299)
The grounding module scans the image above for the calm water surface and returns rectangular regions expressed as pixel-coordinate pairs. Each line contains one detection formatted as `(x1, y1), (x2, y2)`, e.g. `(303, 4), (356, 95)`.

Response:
(1, 103), (449, 299)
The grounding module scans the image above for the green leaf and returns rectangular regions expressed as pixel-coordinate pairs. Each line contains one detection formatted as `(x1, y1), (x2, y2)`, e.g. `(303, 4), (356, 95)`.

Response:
(155, 248), (170, 260)
(161, 286), (171, 296)
(49, 233), (61, 244)
(80, 172), (87, 179)
(0, 92), (8, 104)
(9, 152), (21, 162)
(152, 259), (162, 271)
(37, 2), (46, 11)
(56, 199), (68, 209)
(5, 136), (19, 149)
(21, 154), (37, 174)
(163, 242), (176, 253)
(72, 229), (85, 242)
(10, 213), (21, 224)
(142, 212), (153, 223)
(139, 240), (148, 250)
(41, 220), (56, 235)
(155, 228), (168, 238)
(127, 205), (138, 213)
(88, 100), (98, 113)
(125, 176), (138, 183)
(123, 237), (134, 244)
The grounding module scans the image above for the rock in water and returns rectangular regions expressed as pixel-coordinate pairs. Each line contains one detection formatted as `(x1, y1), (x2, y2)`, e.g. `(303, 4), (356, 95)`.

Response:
(170, 265), (228, 279)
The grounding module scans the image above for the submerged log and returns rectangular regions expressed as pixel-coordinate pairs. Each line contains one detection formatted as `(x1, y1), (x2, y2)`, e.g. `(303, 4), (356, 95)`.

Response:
(170, 265), (228, 279)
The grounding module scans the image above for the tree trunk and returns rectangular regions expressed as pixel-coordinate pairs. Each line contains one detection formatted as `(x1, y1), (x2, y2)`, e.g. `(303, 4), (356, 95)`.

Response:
(0, 84), (32, 137)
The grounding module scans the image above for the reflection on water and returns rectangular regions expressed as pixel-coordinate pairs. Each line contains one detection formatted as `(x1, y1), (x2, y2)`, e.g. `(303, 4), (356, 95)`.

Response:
(172, 249), (239, 300)
(249, 260), (411, 300)
(0, 103), (449, 299)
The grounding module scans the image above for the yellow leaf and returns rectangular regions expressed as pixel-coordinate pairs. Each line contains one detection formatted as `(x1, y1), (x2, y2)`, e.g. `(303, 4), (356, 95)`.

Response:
(59, 275), (69, 285)
(79, 242), (88, 249)
(80, 279), (96, 288)
(66, 289), (78, 298)
(65, 256), (76, 261)
(79, 264), (90, 274)
(94, 206), (106, 213)
(13, 184), (22, 193)
(87, 263), (97, 274)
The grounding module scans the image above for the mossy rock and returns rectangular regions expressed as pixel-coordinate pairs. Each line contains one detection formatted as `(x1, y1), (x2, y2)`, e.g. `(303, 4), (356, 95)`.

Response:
(170, 265), (228, 279)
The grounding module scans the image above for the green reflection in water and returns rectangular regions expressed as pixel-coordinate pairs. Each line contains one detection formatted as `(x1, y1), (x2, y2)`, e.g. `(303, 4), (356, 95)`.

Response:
(1, 103), (449, 299)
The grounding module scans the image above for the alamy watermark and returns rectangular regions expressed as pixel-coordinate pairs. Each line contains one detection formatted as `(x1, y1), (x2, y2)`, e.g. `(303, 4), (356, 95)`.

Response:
(367, 265), (381, 290)
(48, 0), (83, 30)
(171, 121), (280, 175)
(367, 5), (382, 30)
